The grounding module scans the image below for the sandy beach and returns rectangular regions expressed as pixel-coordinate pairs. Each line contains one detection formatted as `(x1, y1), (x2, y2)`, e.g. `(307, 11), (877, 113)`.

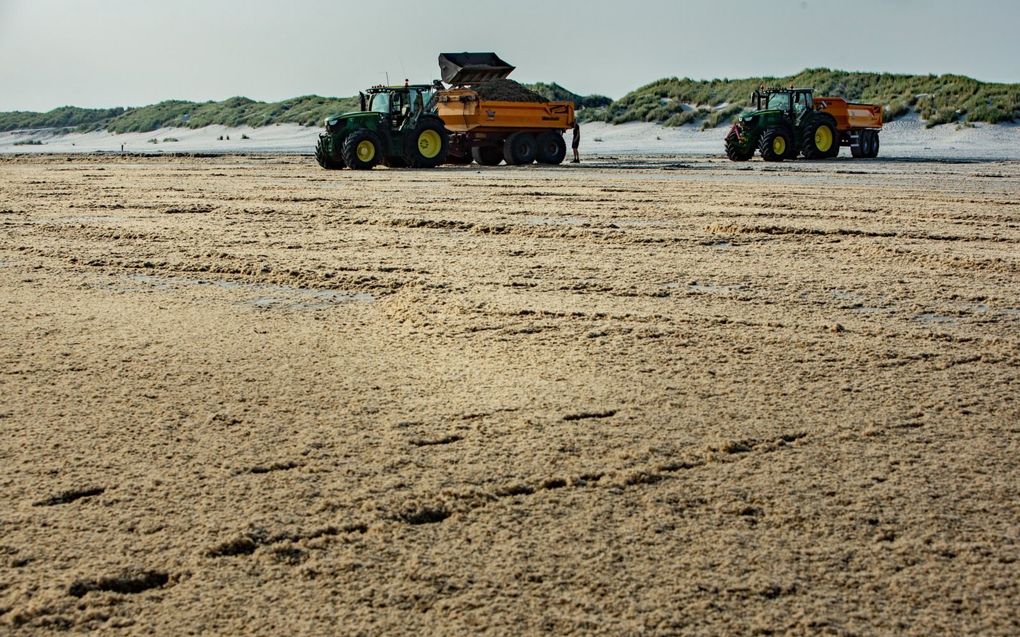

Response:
(1, 153), (1019, 635)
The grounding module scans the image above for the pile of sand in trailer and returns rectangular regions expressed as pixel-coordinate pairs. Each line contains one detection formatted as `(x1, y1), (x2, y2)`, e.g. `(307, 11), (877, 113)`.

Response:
(472, 79), (549, 103)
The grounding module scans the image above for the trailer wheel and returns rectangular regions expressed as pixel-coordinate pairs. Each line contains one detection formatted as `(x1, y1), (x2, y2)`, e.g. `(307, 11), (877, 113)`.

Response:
(800, 116), (838, 159)
(759, 127), (791, 162)
(503, 132), (537, 165)
(342, 130), (382, 170)
(315, 134), (345, 169)
(850, 131), (865, 158)
(724, 130), (754, 161)
(472, 145), (503, 166)
(535, 131), (567, 164)
(866, 131), (880, 158)
(404, 118), (449, 168)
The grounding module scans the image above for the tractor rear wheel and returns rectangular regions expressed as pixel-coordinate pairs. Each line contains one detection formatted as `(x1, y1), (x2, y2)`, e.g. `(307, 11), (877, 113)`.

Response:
(801, 116), (839, 159)
(404, 118), (449, 168)
(503, 132), (537, 165)
(725, 130), (754, 161)
(472, 145), (503, 166)
(315, 135), (344, 169)
(535, 131), (567, 164)
(342, 130), (382, 170)
(759, 127), (792, 162)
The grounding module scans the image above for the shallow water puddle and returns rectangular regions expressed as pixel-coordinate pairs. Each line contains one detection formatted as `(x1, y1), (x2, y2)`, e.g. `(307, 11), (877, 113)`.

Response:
(124, 273), (373, 310)
(913, 312), (956, 325)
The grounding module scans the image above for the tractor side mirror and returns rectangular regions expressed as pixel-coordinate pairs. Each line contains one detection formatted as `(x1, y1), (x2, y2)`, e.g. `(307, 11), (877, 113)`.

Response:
(359, 92), (366, 112)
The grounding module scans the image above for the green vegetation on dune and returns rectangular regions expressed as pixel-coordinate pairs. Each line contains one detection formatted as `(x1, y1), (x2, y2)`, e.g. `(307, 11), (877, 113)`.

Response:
(599, 69), (1020, 128)
(0, 106), (126, 133)
(0, 96), (360, 135)
(103, 95), (360, 133)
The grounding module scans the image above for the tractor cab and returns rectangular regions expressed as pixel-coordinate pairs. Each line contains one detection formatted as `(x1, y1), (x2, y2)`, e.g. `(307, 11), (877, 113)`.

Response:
(360, 84), (439, 131)
(750, 87), (814, 119)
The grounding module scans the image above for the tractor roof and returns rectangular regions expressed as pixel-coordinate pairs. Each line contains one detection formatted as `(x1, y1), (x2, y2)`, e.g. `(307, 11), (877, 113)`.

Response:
(366, 84), (435, 93)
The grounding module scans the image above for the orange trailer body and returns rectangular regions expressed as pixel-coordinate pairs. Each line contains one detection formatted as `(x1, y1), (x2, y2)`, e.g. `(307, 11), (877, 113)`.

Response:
(813, 96), (883, 132)
(436, 88), (575, 133)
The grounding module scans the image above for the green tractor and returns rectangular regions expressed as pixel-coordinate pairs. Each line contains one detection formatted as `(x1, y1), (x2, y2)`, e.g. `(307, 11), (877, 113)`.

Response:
(724, 87), (841, 162)
(315, 83), (449, 170)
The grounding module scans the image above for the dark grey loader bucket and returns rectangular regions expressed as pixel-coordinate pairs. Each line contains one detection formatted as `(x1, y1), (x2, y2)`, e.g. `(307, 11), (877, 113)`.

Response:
(438, 52), (515, 85)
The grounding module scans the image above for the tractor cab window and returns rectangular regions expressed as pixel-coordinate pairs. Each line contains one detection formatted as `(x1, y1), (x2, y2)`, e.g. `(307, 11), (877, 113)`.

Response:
(767, 93), (790, 111)
(793, 92), (812, 115)
(369, 93), (392, 115)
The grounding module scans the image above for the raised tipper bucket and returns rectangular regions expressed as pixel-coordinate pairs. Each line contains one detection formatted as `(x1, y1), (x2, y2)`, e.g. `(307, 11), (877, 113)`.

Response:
(438, 52), (515, 86)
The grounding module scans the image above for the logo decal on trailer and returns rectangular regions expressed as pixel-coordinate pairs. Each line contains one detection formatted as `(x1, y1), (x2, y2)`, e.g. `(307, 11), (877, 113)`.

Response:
(486, 110), (496, 120)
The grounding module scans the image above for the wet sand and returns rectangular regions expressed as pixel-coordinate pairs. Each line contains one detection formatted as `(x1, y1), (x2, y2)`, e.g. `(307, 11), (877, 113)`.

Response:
(1, 154), (1019, 635)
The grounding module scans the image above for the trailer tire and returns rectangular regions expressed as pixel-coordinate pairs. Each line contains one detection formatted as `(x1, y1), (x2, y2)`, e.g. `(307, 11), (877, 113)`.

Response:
(503, 132), (537, 165)
(850, 131), (865, 158)
(759, 127), (792, 162)
(472, 145), (503, 166)
(800, 116), (839, 159)
(535, 131), (567, 164)
(404, 118), (449, 168)
(315, 134), (345, 169)
(342, 130), (382, 170)
(724, 130), (754, 161)
(866, 131), (880, 158)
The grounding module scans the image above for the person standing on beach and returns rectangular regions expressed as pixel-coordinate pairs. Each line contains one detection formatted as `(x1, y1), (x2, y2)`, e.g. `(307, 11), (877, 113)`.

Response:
(571, 122), (580, 163)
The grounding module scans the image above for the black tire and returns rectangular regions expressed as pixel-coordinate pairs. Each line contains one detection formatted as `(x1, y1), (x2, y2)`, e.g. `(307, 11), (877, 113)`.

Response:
(535, 131), (567, 165)
(315, 134), (344, 169)
(503, 132), (537, 165)
(759, 127), (792, 162)
(867, 131), (880, 158)
(800, 116), (839, 159)
(341, 130), (382, 170)
(403, 118), (449, 168)
(472, 145), (503, 166)
(724, 130), (754, 161)
(850, 131), (865, 158)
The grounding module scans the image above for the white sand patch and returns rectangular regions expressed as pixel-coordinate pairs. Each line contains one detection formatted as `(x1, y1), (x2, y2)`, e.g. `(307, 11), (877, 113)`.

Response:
(1, 114), (1017, 159)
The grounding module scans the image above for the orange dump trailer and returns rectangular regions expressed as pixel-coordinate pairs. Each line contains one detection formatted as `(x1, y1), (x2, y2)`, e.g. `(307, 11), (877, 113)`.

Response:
(435, 53), (576, 166)
(815, 96), (883, 157)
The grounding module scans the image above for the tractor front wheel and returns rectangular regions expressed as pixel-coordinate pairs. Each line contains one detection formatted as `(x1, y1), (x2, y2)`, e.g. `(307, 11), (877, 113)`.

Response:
(503, 132), (537, 165)
(724, 130), (754, 161)
(342, 130), (382, 170)
(472, 144), (503, 166)
(535, 131), (567, 165)
(801, 117), (839, 159)
(404, 119), (449, 168)
(759, 127), (792, 162)
(315, 135), (344, 169)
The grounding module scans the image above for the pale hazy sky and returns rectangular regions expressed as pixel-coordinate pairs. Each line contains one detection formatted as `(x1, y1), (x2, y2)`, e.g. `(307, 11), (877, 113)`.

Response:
(0, 0), (1017, 111)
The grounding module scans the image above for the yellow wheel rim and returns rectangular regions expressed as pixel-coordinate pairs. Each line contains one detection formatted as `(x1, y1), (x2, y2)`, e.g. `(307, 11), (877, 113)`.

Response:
(815, 125), (833, 152)
(356, 140), (375, 162)
(417, 129), (442, 159)
(772, 136), (786, 155)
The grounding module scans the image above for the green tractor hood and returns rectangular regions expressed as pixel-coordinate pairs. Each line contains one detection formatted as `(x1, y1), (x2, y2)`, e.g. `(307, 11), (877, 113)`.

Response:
(325, 111), (379, 128)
